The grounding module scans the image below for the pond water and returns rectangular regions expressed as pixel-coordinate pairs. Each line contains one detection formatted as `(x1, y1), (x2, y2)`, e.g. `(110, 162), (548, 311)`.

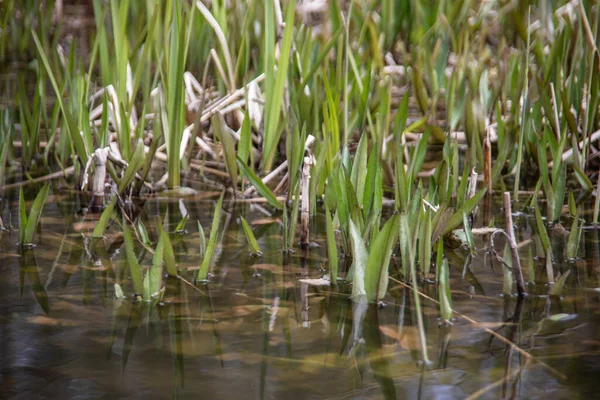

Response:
(1, 183), (599, 399)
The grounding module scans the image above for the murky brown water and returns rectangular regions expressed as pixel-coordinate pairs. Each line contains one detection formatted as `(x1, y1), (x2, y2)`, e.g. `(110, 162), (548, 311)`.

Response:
(1, 183), (599, 399)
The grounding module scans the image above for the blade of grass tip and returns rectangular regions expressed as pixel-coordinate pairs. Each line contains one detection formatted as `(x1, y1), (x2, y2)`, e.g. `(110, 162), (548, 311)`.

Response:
(240, 216), (262, 255)
(567, 211), (580, 260)
(407, 128), (430, 181)
(23, 184), (50, 245)
(237, 156), (282, 209)
(325, 204), (338, 283)
(435, 236), (444, 282)
(197, 220), (206, 259)
(174, 214), (189, 234)
(568, 191), (577, 218)
(263, 0), (296, 171)
(32, 31), (88, 166)
(157, 218), (178, 277)
(212, 113), (238, 190)
(197, 193), (224, 282)
(549, 270), (571, 297)
(123, 219), (144, 296)
(145, 230), (165, 301)
(137, 220), (151, 247)
(238, 109), (251, 165)
(463, 212), (474, 255)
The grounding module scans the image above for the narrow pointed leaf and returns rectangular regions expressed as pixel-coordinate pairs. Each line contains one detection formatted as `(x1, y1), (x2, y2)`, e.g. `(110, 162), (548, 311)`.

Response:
(197, 193), (224, 281)
(237, 157), (282, 209)
(123, 221), (144, 295)
(23, 184), (50, 245)
(443, 188), (487, 235)
(240, 216), (262, 255)
(366, 214), (400, 303)
(349, 218), (368, 299)
(325, 205), (338, 282)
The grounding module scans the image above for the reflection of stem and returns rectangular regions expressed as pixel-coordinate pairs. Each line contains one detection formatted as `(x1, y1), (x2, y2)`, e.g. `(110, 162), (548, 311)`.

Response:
(466, 359), (530, 400)
(45, 230), (68, 289)
(20, 249), (49, 314)
(300, 252), (310, 328)
(394, 288), (407, 353)
(364, 305), (397, 400)
(501, 297), (524, 399)
(437, 324), (452, 369)
(389, 276), (566, 380)
(202, 285), (224, 367)
(503, 192), (526, 297)
(409, 252), (431, 364)
(259, 272), (272, 400)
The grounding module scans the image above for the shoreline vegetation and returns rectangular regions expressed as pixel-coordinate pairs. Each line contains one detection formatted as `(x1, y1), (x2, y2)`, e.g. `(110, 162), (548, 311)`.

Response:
(0, 0), (599, 344)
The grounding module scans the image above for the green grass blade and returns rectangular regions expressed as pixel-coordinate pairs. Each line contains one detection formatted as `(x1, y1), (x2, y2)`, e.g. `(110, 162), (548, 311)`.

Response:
(117, 139), (146, 193)
(197, 220), (206, 259)
(146, 231), (165, 300)
(262, 0), (296, 170)
(349, 218), (368, 299)
(174, 214), (189, 234)
(157, 218), (178, 277)
(237, 157), (282, 209)
(534, 205), (551, 256)
(123, 220), (144, 296)
(31, 31), (88, 165)
(288, 184), (301, 249)
(549, 270), (571, 297)
(462, 212), (474, 255)
(366, 214), (399, 303)
(439, 259), (452, 322)
(92, 198), (117, 238)
(240, 216), (262, 255)
(23, 184), (50, 245)
(325, 204), (338, 283)
(212, 113), (238, 189)
(238, 110), (251, 165)
(442, 188), (487, 235)
(197, 193), (224, 281)
(567, 213), (580, 260)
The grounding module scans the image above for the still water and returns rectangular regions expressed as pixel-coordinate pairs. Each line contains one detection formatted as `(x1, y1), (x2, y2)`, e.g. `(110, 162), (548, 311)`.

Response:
(1, 184), (599, 399)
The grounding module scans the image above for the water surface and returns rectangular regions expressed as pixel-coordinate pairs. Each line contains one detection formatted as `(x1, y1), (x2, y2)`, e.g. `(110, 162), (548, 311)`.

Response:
(1, 185), (599, 399)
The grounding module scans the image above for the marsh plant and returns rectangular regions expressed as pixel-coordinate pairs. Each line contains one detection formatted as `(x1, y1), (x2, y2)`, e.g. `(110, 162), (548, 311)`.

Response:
(1, 0), (599, 367)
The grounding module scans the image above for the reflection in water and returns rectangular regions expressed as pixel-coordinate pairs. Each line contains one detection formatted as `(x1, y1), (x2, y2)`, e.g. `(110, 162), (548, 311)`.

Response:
(19, 249), (49, 315)
(0, 191), (599, 399)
